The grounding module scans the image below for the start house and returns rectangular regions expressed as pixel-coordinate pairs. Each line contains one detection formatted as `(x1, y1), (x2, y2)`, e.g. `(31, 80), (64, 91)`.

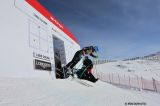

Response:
(0, 0), (80, 79)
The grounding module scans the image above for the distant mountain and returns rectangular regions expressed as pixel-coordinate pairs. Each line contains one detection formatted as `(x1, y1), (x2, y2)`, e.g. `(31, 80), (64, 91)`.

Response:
(143, 51), (160, 60)
(123, 51), (160, 61)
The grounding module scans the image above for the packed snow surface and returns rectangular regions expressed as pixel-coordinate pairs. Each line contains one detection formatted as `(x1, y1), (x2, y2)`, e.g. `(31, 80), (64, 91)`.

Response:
(1, 58), (160, 106)
(0, 77), (160, 106)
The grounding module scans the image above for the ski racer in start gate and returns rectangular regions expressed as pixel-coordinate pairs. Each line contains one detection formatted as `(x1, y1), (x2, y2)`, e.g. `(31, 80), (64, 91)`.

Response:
(62, 46), (99, 74)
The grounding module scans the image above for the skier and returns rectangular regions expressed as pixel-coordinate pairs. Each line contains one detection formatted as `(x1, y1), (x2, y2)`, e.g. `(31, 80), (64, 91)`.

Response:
(66, 46), (98, 70)
(76, 56), (98, 83)
(61, 46), (98, 78)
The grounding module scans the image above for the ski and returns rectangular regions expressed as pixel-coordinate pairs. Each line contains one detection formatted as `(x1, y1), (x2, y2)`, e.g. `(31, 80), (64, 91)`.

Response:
(68, 76), (93, 87)
(73, 78), (93, 87)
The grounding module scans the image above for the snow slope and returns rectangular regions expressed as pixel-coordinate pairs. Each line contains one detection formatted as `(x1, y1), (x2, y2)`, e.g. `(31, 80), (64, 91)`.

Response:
(95, 59), (160, 80)
(0, 77), (160, 106)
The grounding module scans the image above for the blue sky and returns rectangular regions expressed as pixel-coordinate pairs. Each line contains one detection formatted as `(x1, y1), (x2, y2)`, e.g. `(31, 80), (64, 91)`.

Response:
(39, 0), (160, 60)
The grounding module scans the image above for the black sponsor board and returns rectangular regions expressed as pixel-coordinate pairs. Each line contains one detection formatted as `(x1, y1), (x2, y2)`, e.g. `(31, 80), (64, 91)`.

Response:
(34, 59), (52, 71)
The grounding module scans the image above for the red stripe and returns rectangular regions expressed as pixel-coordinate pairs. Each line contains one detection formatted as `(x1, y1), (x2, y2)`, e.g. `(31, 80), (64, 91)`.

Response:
(25, 0), (78, 44)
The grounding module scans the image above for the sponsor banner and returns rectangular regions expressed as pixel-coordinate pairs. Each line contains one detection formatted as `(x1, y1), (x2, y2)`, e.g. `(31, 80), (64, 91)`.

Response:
(34, 59), (52, 71)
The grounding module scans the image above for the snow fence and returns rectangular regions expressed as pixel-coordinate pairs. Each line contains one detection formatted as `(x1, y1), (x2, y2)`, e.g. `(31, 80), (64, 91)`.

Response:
(97, 73), (160, 93)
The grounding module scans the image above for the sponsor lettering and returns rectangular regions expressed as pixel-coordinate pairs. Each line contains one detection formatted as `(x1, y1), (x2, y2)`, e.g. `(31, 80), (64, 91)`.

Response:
(34, 14), (47, 25)
(50, 16), (63, 29)
(34, 59), (52, 71)
(33, 52), (50, 61)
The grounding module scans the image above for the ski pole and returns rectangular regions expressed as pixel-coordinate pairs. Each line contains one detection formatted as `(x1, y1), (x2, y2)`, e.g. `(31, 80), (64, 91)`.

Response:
(79, 64), (92, 79)
(79, 66), (88, 79)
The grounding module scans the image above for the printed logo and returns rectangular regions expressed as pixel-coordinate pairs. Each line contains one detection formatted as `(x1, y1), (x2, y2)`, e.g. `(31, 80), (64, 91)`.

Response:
(34, 59), (52, 71)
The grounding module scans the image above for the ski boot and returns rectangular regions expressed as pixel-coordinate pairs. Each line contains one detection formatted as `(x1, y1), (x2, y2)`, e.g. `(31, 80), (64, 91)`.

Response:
(66, 68), (74, 77)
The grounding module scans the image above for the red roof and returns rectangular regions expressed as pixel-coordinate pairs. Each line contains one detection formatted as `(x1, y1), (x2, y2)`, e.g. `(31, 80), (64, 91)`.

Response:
(26, 0), (78, 44)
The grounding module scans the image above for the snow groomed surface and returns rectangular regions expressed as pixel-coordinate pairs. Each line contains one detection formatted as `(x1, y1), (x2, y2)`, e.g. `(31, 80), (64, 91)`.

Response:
(0, 77), (160, 106)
